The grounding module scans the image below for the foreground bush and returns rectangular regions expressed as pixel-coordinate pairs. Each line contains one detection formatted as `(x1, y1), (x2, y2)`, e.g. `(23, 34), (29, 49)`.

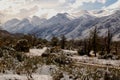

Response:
(14, 39), (30, 52)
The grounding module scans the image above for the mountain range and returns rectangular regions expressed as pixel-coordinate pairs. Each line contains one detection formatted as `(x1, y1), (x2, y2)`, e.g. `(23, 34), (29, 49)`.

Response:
(1, 10), (120, 41)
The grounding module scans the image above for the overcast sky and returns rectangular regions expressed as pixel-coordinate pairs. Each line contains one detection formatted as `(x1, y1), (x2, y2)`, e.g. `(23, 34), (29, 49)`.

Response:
(0, 0), (119, 22)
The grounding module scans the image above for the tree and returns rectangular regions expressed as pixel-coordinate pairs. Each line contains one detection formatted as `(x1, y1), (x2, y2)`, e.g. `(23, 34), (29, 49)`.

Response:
(83, 39), (87, 55)
(68, 39), (75, 50)
(0, 48), (3, 57)
(105, 28), (113, 54)
(87, 38), (92, 56)
(90, 26), (99, 56)
(60, 35), (66, 49)
(113, 41), (118, 55)
(51, 36), (59, 47)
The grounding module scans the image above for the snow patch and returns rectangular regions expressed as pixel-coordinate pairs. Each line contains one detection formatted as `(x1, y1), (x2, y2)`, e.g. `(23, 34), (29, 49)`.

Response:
(0, 74), (52, 80)
(27, 47), (47, 56)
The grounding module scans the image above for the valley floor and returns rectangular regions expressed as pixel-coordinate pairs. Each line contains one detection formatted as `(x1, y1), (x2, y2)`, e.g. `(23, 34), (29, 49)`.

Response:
(0, 47), (120, 80)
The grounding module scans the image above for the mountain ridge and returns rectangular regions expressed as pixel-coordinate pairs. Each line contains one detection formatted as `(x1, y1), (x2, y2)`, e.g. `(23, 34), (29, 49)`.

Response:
(1, 9), (120, 41)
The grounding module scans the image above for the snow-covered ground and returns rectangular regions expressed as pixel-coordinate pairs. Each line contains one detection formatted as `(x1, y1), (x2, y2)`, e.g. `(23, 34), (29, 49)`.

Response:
(0, 74), (52, 80)
(27, 47), (47, 56)
(62, 50), (77, 54)
(1, 47), (120, 80)
(36, 65), (58, 75)
(0, 64), (54, 80)
(0, 65), (57, 80)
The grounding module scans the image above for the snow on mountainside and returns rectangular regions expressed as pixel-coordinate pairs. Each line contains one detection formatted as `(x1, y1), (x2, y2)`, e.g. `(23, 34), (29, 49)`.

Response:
(42, 13), (74, 26)
(31, 10), (120, 40)
(2, 16), (47, 34)
(82, 10), (120, 41)
(65, 14), (97, 39)
(1, 9), (120, 40)
(2, 18), (20, 31)
(30, 13), (75, 39)
(13, 18), (34, 34)
(30, 12), (97, 40)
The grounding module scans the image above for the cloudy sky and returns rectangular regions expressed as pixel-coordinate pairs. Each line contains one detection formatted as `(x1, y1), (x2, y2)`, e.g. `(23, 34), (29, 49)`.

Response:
(0, 0), (119, 22)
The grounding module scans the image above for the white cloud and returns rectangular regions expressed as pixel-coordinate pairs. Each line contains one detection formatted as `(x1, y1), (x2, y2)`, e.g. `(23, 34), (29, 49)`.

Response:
(59, 0), (66, 3)
(0, 0), (115, 23)
(16, 6), (39, 18)
(97, 0), (106, 4)
(0, 0), (60, 22)
(34, 8), (58, 19)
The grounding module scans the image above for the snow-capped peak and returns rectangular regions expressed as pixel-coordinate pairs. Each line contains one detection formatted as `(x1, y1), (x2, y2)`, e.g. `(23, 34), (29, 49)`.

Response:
(55, 13), (75, 20)
(31, 16), (47, 26)
(46, 13), (73, 25)
(51, 13), (74, 20)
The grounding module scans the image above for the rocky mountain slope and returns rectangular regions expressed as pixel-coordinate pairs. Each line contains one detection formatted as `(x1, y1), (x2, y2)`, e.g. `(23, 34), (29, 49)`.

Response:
(1, 10), (120, 40)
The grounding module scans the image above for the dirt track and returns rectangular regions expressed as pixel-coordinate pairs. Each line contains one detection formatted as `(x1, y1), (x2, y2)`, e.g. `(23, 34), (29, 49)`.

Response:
(74, 61), (120, 70)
